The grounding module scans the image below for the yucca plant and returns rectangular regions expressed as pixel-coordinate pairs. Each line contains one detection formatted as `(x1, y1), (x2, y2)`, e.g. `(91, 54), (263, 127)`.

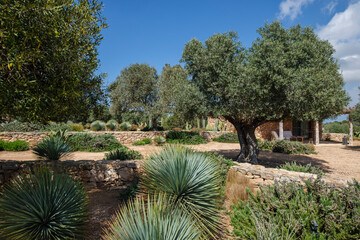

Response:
(50, 128), (69, 142)
(142, 145), (222, 238)
(0, 168), (88, 240)
(103, 194), (201, 240)
(106, 120), (118, 131)
(91, 120), (106, 131)
(33, 136), (70, 161)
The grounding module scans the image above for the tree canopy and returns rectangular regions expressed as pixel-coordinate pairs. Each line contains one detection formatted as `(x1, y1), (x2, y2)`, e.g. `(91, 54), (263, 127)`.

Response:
(182, 21), (350, 163)
(0, 0), (107, 122)
(351, 87), (360, 124)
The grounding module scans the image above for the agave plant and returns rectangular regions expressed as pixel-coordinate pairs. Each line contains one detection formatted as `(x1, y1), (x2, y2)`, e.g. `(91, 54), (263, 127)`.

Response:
(103, 194), (201, 240)
(0, 168), (88, 240)
(50, 128), (69, 142)
(142, 145), (222, 238)
(33, 136), (70, 161)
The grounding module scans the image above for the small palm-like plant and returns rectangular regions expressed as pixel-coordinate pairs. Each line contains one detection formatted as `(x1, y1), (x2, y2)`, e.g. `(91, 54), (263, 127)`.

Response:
(103, 194), (201, 240)
(0, 168), (88, 240)
(142, 145), (222, 238)
(33, 136), (70, 161)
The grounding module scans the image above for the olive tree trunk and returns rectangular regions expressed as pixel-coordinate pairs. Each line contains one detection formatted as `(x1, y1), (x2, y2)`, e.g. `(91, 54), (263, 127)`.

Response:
(234, 124), (259, 164)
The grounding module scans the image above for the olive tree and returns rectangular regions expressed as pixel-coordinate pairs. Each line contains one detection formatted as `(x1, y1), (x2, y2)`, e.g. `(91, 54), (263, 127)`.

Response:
(182, 22), (349, 163)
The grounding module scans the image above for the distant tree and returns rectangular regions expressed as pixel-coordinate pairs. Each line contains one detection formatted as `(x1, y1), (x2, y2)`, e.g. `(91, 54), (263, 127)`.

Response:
(158, 64), (206, 121)
(182, 22), (349, 163)
(351, 87), (360, 124)
(0, 0), (107, 122)
(109, 63), (160, 128)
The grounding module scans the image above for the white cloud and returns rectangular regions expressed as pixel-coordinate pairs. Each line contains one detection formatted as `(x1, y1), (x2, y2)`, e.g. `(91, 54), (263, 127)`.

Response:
(278, 0), (315, 20)
(318, 1), (360, 83)
(323, 1), (338, 15)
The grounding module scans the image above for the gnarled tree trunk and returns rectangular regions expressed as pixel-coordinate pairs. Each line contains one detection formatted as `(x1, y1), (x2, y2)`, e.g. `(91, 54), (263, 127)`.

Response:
(234, 124), (259, 164)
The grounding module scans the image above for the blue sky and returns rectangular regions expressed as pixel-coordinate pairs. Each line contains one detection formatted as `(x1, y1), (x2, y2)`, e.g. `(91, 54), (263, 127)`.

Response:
(97, 0), (360, 121)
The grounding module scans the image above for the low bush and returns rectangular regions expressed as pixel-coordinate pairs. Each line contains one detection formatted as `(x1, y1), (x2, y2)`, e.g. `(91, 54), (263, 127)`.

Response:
(104, 146), (142, 160)
(0, 168), (88, 239)
(258, 140), (316, 154)
(166, 130), (207, 145)
(231, 178), (360, 239)
(33, 136), (70, 161)
(106, 120), (118, 131)
(0, 140), (29, 151)
(154, 136), (166, 146)
(132, 138), (152, 146)
(0, 121), (71, 132)
(67, 134), (122, 152)
(91, 120), (105, 131)
(119, 122), (131, 131)
(212, 132), (239, 143)
(68, 123), (84, 131)
(130, 124), (138, 131)
(279, 162), (324, 175)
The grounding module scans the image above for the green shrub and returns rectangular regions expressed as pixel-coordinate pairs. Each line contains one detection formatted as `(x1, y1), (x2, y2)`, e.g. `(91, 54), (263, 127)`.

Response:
(91, 120), (105, 131)
(119, 122), (131, 131)
(258, 140), (316, 154)
(103, 194), (201, 240)
(163, 115), (185, 130)
(106, 120), (118, 131)
(279, 162), (324, 175)
(0, 121), (71, 132)
(154, 136), (166, 146)
(67, 134), (122, 152)
(355, 131), (360, 138)
(33, 136), (70, 161)
(212, 132), (239, 143)
(142, 145), (222, 238)
(231, 178), (360, 239)
(104, 146), (142, 160)
(132, 138), (152, 146)
(166, 130), (207, 145)
(0, 168), (88, 239)
(323, 120), (360, 134)
(0, 140), (29, 151)
(68, 123), (84, 131)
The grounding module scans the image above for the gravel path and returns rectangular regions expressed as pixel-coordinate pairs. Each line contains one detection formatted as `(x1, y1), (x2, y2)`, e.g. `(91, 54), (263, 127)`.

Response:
(1, 141), (359, 181)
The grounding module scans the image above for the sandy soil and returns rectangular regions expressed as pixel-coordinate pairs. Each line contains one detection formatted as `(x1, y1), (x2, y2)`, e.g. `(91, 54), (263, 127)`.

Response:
(1, 141), (359, 180)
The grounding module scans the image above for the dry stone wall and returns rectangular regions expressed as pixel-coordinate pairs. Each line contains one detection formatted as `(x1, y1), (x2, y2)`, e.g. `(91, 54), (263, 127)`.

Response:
(0, 160), (140, 190)
(0, 131), (226, 148)
(231, 162), (348, 188)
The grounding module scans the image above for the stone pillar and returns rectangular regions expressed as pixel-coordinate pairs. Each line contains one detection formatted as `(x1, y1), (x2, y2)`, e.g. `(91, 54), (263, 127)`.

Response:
(279, 120), (284, 140)
(349, 117), (353, 146)
(315, 121), (320, 145)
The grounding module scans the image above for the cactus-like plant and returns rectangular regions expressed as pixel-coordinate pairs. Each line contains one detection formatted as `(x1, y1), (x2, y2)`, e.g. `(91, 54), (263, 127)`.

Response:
(106, 119), (118, 131)
(142, 145), (222, 238)
(91, 120), (105, 131)
(215, 119), (219, 131)
(0, 168), (88, 239)
(33, 136), (71, 161)
(103, 194), (201, 240)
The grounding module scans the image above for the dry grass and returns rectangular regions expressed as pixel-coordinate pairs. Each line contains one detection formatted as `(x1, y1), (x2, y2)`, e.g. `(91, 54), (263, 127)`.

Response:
(225, 168), (254, 205)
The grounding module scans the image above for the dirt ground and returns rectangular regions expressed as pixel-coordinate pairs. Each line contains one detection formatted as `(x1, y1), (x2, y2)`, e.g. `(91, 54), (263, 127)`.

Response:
(1, 141), (359, 180)
(1, 141), (360, 239)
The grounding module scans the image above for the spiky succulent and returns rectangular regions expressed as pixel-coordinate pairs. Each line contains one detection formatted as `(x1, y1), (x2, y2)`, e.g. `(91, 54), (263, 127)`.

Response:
(33, 136), (71, 161)
(142, 145), (222, 238)
(0, 168), (88, 240)
(103, 194), (201, 240)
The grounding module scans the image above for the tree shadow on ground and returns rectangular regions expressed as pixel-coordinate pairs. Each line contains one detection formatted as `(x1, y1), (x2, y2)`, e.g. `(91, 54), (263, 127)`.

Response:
(344, 146), (360, 152)
(207, 149), (332, 174)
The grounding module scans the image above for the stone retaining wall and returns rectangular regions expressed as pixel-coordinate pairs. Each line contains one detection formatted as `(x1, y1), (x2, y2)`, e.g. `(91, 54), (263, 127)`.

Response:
(0, 131), (226, 148)
(0, 160), (140, 190)
(231, 162), (348, 187)
(321, 133), (347, 142)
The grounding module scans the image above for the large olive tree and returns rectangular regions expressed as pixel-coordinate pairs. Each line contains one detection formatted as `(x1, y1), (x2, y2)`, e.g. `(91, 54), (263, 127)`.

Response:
(0, 0), (107, 122)
(182, 22), (349, 163)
